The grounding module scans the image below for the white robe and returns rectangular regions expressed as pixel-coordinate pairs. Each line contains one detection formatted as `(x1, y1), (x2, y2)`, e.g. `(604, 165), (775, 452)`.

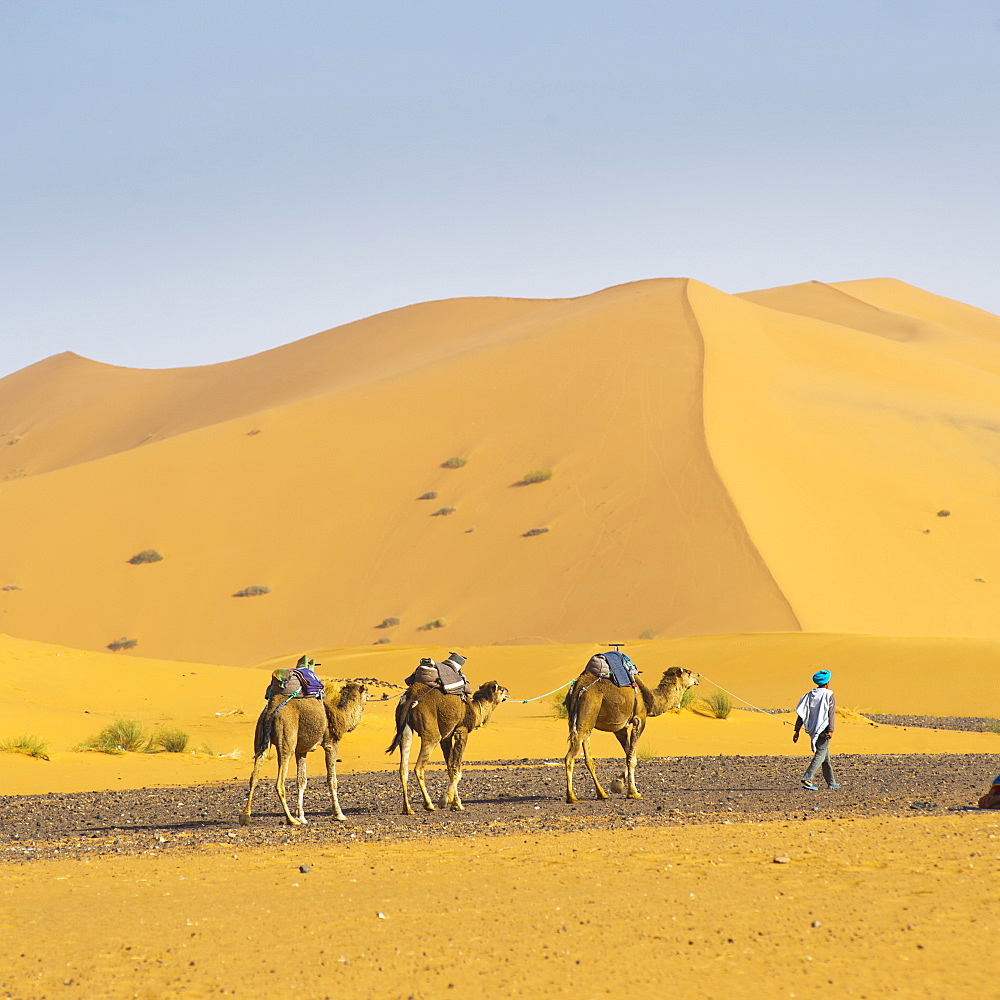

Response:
(795, 687), (835, 752)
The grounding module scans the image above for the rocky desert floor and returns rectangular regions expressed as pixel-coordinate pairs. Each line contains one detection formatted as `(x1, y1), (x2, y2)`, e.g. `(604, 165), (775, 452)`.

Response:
(3, 752), (999, 999)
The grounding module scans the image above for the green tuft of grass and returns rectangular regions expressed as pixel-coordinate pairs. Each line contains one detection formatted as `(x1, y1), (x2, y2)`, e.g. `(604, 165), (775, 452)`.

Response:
(0, 734), (50, 760)
(417, 618), (447, 631)
(982, 720), (1000, 735)
(519, 469), (552, 484)
(77, 718), (150, 754)
(551, 691), (569, 719)
(441, 457), (467, 469)
(153, 728), (190, 753)
(107, 637), (138, 652)
(233, 585), (271, 597)
(703, 689), (733, 719)
(128, 549), (163, 565)
(679, 686), (699, 710)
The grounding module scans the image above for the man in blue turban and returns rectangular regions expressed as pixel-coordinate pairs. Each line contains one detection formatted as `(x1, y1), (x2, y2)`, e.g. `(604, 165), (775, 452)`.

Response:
(793, 669), (840, 790)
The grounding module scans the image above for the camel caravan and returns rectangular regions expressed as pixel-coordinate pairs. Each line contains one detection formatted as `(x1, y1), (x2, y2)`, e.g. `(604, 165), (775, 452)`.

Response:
(240, 648), (700, 825)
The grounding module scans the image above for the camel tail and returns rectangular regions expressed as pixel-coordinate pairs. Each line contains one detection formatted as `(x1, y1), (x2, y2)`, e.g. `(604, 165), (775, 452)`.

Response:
(386, 692), (414, 754)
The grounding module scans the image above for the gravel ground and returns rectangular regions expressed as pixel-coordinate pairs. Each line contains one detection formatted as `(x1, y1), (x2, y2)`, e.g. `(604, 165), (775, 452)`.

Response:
(2, 753), (997, 864)
(862, 714), (1000, 732)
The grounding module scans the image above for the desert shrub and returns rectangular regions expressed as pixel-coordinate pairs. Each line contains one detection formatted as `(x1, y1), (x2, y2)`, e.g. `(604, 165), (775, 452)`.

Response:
(107, 637), (138, 652)
(128, 549), (163, 565)
(233, 585), (271, 597)
(432, 506), (456, 516)
(441, 457), (467, 469)
(520, 469), (552, 484)
(153, 728), (190, 753)
(377, 616), (401, 628)
(373, 637), (392, 645)
(981, 720), (1000, 735)
(417, 618), (447, 631)
(637, 746), (656, 762)
(2, 584), (22, 591)
(523, 527), (549, 537)
(418, 491), (438, 500)
(703, 689), (733, 719)
(551, 691), (569, 719)
(78, 718), (150, 754)
(247, 428), (261, 436)
(0, 734), (50, 760)
(936, 509), (950, 517)
(679, 686), (698, 710)
(639, 627), (657, 640)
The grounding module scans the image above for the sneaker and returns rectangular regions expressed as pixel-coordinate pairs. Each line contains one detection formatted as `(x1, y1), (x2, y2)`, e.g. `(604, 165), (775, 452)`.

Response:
(801, 781), (819, 791)
(828, 783), (841, 790)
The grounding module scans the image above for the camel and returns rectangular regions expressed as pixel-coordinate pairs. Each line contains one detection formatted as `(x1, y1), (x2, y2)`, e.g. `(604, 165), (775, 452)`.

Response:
(564, 667), (699, 803)
(239, 681), (367, 826)
(387, 680), (508, 814)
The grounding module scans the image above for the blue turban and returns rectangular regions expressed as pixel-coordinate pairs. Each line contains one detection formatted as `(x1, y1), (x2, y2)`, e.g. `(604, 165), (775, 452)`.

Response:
(812, 669), (831, 685)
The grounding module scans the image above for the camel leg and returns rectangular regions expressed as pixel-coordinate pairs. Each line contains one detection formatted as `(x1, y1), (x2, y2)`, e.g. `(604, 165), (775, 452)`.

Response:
(414, 736), (440, 811)
(438, 735), (455, 809)
(275, 748), (303, 826)
(582, 734), (609, 800)
(565, 728), (584, 804)
(293, 753), (310, 824)
(442, 731), (468, 811)
(324, 737), (346, 822)
(238, 752), (267, 825)
(398, 726), (416, 815)
(615, 720), (645, 799)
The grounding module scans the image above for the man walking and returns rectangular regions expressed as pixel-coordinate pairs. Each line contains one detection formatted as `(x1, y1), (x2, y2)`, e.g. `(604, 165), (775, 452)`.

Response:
(793, 669), (840, 790)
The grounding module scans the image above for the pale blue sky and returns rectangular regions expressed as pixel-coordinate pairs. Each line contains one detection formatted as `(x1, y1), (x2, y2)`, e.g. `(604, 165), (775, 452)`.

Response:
(2, 1), (999, 377)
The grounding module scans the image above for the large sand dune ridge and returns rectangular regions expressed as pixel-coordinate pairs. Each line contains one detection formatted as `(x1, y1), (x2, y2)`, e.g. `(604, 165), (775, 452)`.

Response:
(0, 277), (998, 663)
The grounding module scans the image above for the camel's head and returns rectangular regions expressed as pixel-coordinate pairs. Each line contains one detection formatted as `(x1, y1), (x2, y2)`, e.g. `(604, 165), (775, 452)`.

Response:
(663, 667), (700, 690)
(476, 680), (509, 704)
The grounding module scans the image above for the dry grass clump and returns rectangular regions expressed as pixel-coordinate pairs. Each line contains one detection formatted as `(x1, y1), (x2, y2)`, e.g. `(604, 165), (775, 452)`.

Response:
(703, 689), (733, 719)
(373, 637), (392, 645)
(679, 686), (699, 710)
(834, 705), (870, 723)
(418, 491), (438, 500)
(128, 549), (163, 564)
(417, 618), (447, 631)
(523, 527), (549, 537)
(441, 457), (467, 469)
(153, 728), (190, 753)
(0, 734), (50, 760)
(234, 585), (271, 597)
(377, 616), (401, 628)
(2, 584), (22, 591)
(77, 718), (150, 754)
(519, 469), (552, 484)
(432, 506), (456, 516)
(107, 637), (138, 652)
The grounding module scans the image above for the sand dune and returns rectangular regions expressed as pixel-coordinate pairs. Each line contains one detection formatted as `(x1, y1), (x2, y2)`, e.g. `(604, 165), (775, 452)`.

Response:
(0, 277), (998, 664)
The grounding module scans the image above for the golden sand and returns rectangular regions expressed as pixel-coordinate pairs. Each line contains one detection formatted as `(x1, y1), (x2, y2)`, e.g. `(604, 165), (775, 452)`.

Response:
(3, 814), (997, 999)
